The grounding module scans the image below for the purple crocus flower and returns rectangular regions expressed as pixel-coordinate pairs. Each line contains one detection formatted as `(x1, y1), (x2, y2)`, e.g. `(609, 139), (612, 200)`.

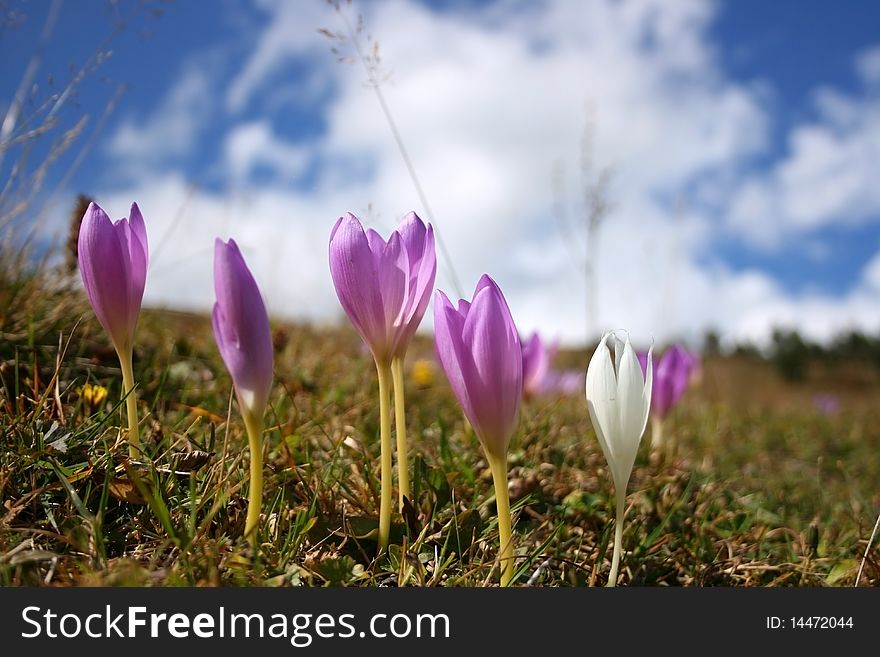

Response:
(77, 202), (148, 354)
(434, 274), (522, 457)
(812, 393), (841, 416)
(638, 345), (695, 419)
(434, 273), (522, 585)
(329, 211), (436, 364)
(521, 332), (585, 397)
(521, 332), (559, 399)
(213, 238), (273, 547)
(212, 238), (274, 418)
(329, 211), (436, 542)
(543, 369), (586, 396)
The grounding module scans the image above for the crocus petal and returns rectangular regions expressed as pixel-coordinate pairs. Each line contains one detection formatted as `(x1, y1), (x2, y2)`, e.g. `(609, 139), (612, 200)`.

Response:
(364, 227), (387, 254)
(397, 211), (428, 263)
(615, 336), (651, 485)
(398, 214), (436, 311)
(521, 332), (545, 396)
(77, 202), (145, 353)
(212, 238), (274, 417)
(652, 344), (693, 418)
(394, 214), (436, 355)
(665, 345), (692, 406)
(474, 273), (495, 296)
(644, 346), (654, 420)
(652, 374), (672, 417)
(554, 370), (586, 395)
(522, 332), (562, 398)
(433, 289), (477, 427)
(124, 202), (149, 310)
(462, 279), (522, 455)
(617, 336), (649, 445)
(410, 224), (436, 305)
(586, 334), (620, 478)
(329, 214), (389, 361)
(399, 225), (435, 334)
(434, 276), (522, 459)
(376, 231), (410, 335)
(611, 332), (625, 375)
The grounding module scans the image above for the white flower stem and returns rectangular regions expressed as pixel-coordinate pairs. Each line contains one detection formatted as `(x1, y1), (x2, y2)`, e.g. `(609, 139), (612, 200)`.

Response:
(391, 356), (411, 510)
(488, 451), (514, 586)
(376, 359), (393, 551)
(607, 491), (626, 587)
(651, 415), (664, 451)
(117, 348), (139, 459)
(242, 410), (264, 549)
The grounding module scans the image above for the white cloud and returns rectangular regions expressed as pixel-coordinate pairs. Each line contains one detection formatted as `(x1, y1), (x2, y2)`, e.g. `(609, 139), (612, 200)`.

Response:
(94, 172), (345, 324)
(857, 45), (880, 86)
(90, 0), (880, 348)
(727, 46), (880, 247)
(224, 120), (311, 184)
(863, 250), (880, 292)
(225, 0), (329, 113)
(106, 64), (212, 168)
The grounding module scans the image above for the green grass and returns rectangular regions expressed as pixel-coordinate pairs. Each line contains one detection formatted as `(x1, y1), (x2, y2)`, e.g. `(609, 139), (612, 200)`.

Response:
(1, 260), (878, 587)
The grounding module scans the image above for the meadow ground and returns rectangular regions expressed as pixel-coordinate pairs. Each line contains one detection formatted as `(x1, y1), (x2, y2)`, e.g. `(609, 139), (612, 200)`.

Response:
(1, 261), (879, 587)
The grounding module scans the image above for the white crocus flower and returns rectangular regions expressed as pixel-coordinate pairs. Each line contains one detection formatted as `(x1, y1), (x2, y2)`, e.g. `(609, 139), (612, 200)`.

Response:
(586, 331), (653, 586)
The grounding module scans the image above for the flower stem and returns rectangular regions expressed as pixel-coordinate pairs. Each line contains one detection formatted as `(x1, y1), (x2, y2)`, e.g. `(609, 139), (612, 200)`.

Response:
(376, 359), (393, 551)
(607, 491), (626, 587)
(242, 410), (264, 549)
(651, 414), (664, 451)
(117, 348), (139, 459)
(391, 356), (410, 510)
(488, 451), (513, 586)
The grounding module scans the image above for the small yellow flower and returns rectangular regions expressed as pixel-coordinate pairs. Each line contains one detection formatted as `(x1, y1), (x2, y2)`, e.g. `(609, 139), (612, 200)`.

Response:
(81, 382), (109, 409)
(411, 358), (435, 388)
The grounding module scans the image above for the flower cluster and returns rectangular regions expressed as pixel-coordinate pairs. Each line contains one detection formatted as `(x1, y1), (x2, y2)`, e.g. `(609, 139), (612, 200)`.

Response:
(77, 201), (698, 586)
(77, 203), (273, 545)
(521, 331), (586, 398)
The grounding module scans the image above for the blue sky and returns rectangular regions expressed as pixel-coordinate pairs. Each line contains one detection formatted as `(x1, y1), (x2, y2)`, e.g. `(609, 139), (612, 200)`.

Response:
(2, 0), (880, 348)
(708, 0), (880, 295)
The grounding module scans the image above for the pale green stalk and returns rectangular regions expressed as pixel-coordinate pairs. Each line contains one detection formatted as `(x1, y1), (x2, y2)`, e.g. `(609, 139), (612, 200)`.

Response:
(242, 410), (264, 548)
(488, 452), (513, 586)
(117, 347), (139, 459)
(607, 491), (626, 587)
(391, 356), (411, 509)
(651, 414), (663, 451)
(376, 359), (393, 551)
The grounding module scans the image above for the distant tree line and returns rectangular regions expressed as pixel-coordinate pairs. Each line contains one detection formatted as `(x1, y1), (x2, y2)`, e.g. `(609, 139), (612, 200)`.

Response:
(701, 328), (880, 382)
